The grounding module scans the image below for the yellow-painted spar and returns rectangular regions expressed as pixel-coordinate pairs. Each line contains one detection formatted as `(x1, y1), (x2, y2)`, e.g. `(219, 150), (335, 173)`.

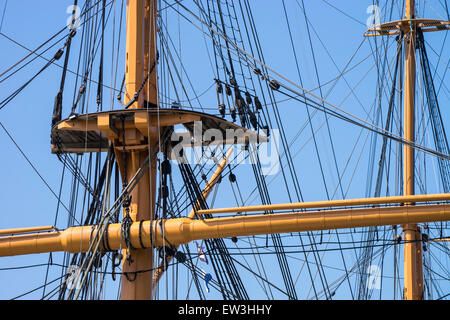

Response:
(0, 226), (57, 236)
(0, 203), (449, 258)
(198, 193), (450, 215)
(430, 238), (450, 242)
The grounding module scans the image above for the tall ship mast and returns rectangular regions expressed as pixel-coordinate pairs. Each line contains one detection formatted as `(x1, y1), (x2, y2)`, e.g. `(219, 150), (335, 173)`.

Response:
(0, 0), (449, 300)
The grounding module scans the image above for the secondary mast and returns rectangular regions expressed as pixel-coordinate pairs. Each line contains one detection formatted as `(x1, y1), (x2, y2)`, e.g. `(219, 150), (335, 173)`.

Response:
(363, 0), (450, 300)
(402, 0), (424, 301)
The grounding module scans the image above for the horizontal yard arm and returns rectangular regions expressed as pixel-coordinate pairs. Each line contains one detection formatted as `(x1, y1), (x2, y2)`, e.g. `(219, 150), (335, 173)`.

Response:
(0, 203), (449, 257)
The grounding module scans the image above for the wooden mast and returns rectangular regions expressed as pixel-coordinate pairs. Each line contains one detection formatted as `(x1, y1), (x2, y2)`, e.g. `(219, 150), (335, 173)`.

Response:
(120, 0), (158, 300)
(363, 0), (450, 300)
(402, 0), (424, 300)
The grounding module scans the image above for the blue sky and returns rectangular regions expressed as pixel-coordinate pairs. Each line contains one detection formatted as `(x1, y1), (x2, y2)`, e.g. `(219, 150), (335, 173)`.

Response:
(0, 0), (449, 300)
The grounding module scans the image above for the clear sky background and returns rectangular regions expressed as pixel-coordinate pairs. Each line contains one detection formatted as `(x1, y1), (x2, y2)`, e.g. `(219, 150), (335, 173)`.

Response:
(0, 0), (448, 300)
